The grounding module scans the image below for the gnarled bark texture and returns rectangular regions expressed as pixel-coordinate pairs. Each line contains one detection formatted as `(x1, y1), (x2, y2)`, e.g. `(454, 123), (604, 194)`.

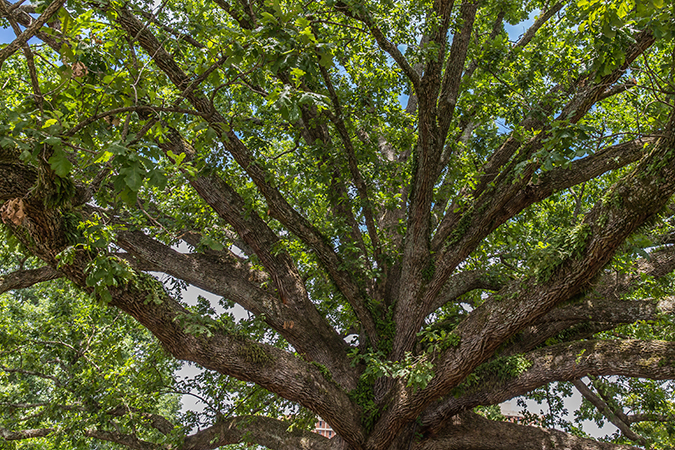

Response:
(0, 1), (674, 449)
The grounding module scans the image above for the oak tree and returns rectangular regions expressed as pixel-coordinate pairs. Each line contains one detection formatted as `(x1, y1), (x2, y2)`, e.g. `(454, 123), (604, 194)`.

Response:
(1, 0), (675, 449)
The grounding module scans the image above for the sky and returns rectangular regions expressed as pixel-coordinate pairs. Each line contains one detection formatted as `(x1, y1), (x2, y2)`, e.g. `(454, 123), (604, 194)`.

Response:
(0, 23), (39, 44)
(0, 4), (622, 441)
(0, 27), (13, 43)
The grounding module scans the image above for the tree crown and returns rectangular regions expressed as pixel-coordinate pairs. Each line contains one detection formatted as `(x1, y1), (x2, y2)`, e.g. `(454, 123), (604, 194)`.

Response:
(1, 0), (675, 449)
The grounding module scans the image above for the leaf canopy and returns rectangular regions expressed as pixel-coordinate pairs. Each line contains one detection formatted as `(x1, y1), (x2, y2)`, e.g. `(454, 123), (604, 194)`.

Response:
(1, 0), (675, 449)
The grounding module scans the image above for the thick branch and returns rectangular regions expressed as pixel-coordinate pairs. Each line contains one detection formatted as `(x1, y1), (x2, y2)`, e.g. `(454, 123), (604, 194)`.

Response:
(107, 406), (175, 435)
(416, 0), (455, 105)
(418, 411), (639, 450)
(0, 184), (366, 449)
(505, 297), (675, 356)
(627, 413), (675, 424)
(84, 430), (159, 450)
(543, 295), (675, 329)
(389, 2), (481, 362)
(154, 132), (359, 390)
(504, 244), (675, 354)
(107, 282), (364, 446)
(116, 228), (359, 390)
(110, 291), (356, 424)
(116, 230), (274, 313)
(0, 427), (54, 440)
(421, 339), (675, 432)
(0, 266), (62, 295)
(437, 0), (479, 135)
(181, 416), (331, 450)
(0, 0), (66, 67)
(114, 8), (377, 348)
(0, 0), (63, 51)
(368, 107), (675, 449)
(390, 2), (479, 347)
(0, 0), (43, 111)
(516, 136), (654, 206)
(425, 270), (504, 315)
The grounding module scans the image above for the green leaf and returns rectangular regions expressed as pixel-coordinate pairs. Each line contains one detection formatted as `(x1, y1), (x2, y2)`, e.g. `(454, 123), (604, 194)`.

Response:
(167, 150), (186, 165)
(289, 103), (301, 122)
(294, 17), (310, 28)
(60, 42), (75, 63)
(147, 169), (168, 190)
(108, 143), (128, 155)
(260, 12), (276, 24)
(43, 136), (62, 146)
(200, 235), (224, 251)
(42, 118), (59, 129)
(318, 49), (333, 68)
(601, 23), (616, 38)
(271, 0), (283, 16)
(95, 150), (114, 163)
(0, 137), (15, 149)
(122, 167), (144, 191)
(48, 148), (73, 177)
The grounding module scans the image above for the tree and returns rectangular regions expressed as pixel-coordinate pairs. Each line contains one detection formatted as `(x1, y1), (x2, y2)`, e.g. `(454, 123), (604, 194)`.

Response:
(0, 0), (674, 448)
(0, 246), (182, 450)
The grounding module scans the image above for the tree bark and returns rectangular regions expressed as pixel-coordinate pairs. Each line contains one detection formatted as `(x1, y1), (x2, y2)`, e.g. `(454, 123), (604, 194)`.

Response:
(416, 412), (640, 450)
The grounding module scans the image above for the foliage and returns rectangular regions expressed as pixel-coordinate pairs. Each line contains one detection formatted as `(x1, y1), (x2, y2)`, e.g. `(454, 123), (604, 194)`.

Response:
(0, 273), (182, 449)
(0, 0), (674, 448)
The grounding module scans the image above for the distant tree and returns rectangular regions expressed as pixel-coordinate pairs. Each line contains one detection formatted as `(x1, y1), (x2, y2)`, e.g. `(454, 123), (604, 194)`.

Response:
(1, 0), (674, 449)
(0, 247), (181, 450)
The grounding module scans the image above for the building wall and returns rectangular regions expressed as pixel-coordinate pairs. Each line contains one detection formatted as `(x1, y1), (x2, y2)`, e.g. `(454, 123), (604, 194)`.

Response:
(314, 419), (335, 439)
